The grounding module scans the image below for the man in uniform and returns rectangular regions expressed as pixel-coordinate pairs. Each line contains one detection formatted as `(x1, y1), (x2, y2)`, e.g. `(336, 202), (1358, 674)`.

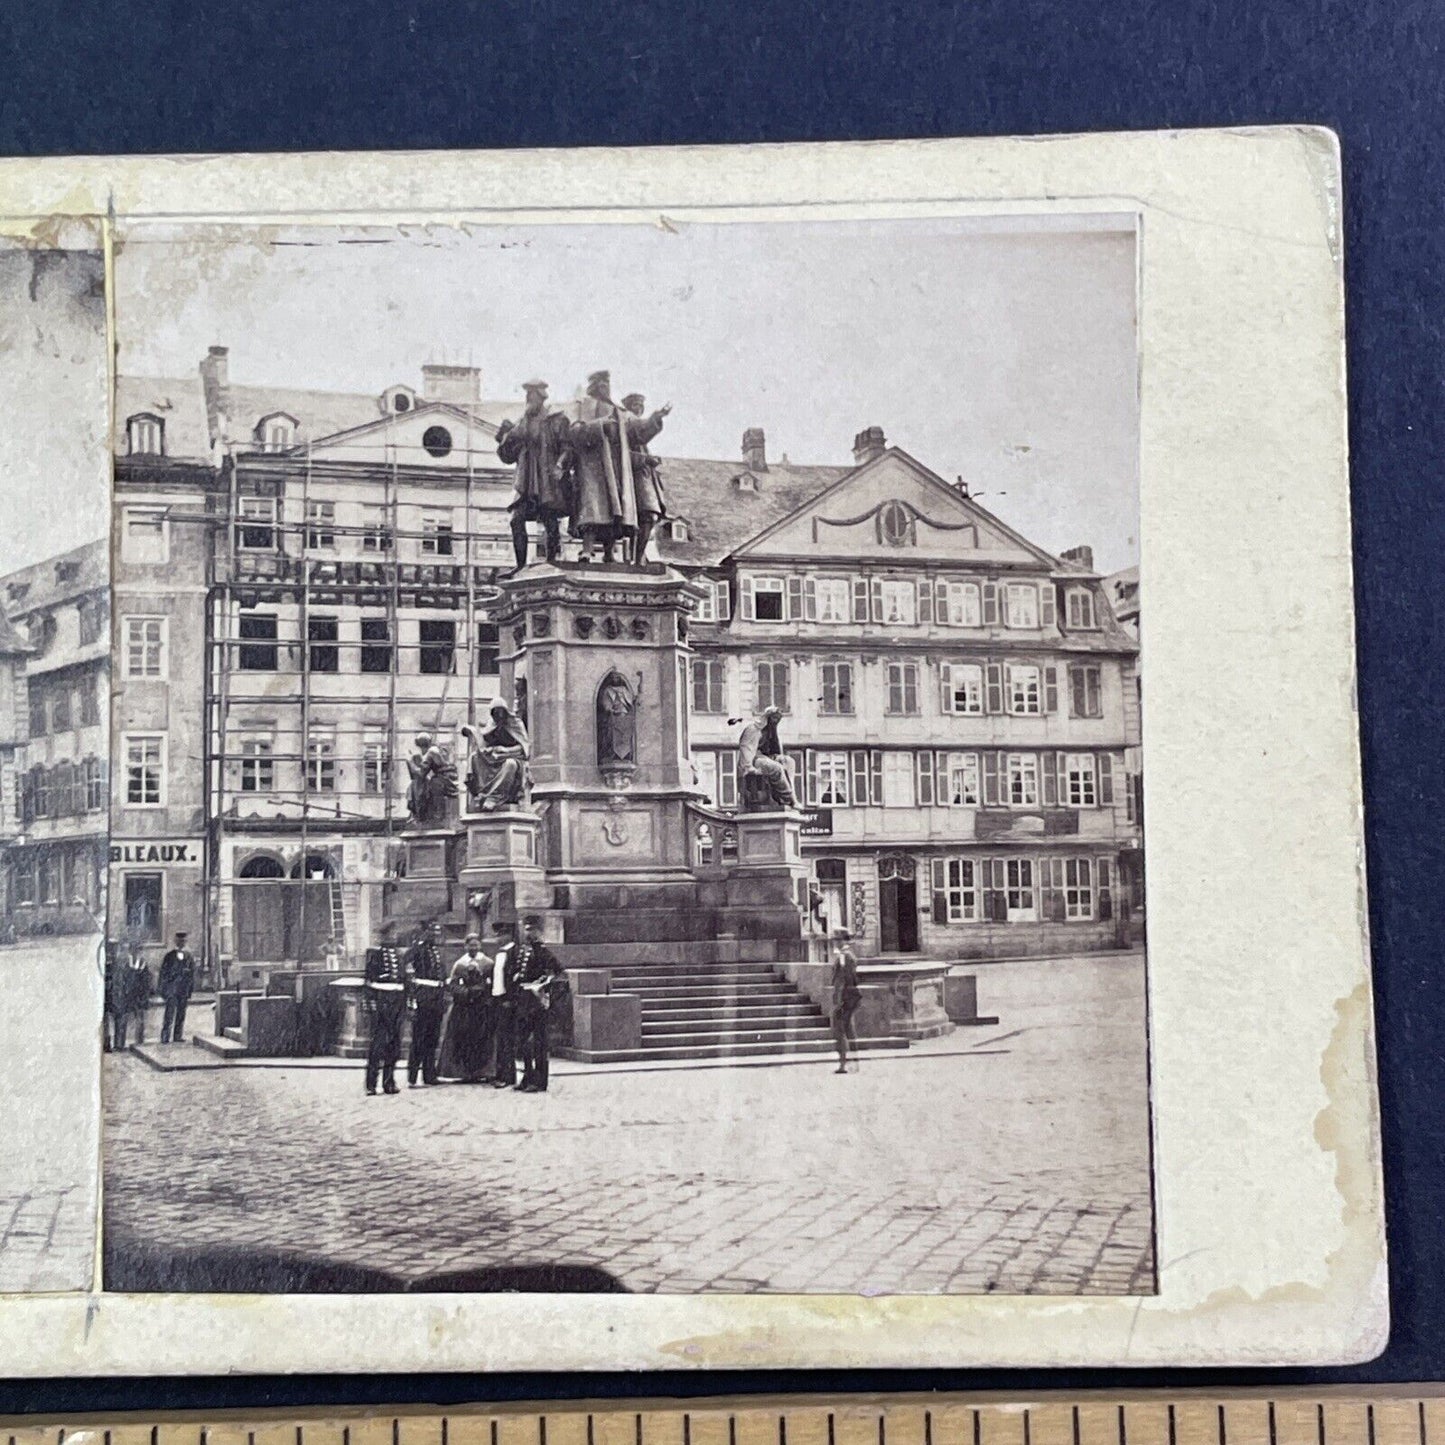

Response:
(620, 392), (672, 565)
(514, 914), (566, 1094)
(736, 705), (799, 808)
(405, 919), (447, 1087)
(363, 920), (406, 1096)
(158, 930), (197, 1045)
(496, 379), (574, 570)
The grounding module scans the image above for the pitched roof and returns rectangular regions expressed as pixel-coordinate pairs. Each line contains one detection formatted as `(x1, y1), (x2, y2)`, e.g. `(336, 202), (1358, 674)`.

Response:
(0, 537), (108, 618)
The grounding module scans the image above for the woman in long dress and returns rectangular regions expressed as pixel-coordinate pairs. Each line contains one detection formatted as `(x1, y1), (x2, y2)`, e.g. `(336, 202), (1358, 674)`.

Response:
(443, 935), (493, 1084)
(830, 927), (863, 1075)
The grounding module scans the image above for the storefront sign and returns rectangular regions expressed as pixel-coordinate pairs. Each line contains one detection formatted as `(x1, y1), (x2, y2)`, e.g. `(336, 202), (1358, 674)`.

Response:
(799, 808), (834, 837)
(109, 841), (199, 866)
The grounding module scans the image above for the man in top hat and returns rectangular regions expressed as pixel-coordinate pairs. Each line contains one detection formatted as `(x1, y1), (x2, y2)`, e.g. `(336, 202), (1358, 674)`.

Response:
(363, 919), (407, 1096)
(158, 930), (197, 1045)
(620, 392), (672, 565)
(569, 370), (670, 564)
(496, 379), (574, 570)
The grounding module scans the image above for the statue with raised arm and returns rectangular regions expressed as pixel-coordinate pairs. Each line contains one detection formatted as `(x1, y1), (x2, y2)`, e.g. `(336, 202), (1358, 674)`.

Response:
(620, 391), (672, 565)
(405, 732), (458, 828)
(462, 703), (531, 811)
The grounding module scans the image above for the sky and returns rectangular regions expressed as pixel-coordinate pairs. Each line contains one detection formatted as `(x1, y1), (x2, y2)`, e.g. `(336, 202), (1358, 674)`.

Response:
(115, 214), (1140, 572)
(0, 250), (109, 575)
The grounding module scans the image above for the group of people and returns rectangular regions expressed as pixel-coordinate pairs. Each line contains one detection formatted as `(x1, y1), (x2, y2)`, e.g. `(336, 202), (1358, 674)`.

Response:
(103, 930), (197, 1051)
(362, 914), (568, 1096)
(497, 370), (671, 569)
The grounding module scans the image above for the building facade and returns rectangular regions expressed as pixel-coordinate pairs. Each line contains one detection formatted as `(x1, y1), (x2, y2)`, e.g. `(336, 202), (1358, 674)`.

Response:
(111, 351), (1143, 973)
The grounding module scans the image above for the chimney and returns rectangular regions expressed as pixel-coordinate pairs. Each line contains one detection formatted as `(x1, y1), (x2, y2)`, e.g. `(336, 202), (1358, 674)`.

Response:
(421, 364), (483, 404)
(852, 426), (886, 466)
(742, 427), (767, 472)
(199, 345), (231, 444)
(1061, 545), (1095, 571)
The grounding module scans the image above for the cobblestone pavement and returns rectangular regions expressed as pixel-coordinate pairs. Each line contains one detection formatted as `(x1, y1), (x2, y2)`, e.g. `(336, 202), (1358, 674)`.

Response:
(104, 953), (1154, 1296)
(0, 933), (101, 1291)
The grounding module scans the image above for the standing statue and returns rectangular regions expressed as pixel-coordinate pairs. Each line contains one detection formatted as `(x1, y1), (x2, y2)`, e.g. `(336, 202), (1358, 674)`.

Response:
(495, 379), (574, 570)
(736, 706), (798, 810)
(596, 669), (639, 769)
(405, 732), (458, 828)
(462, 703), (531, 811)
(569, 370), (670, 564)
(620, 392), (671, 565)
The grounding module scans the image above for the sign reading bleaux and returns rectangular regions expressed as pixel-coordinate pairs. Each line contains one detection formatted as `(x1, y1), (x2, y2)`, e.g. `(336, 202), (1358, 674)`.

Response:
(109, 841), (198, 865)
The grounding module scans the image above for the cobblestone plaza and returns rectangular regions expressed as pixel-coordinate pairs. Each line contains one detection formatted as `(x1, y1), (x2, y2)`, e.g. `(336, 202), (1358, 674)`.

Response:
(102, 953), (1154, 1296)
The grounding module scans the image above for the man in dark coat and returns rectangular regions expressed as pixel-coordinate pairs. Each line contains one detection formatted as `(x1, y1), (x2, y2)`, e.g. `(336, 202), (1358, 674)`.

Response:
(158, 931), (197, 1044)
(487, 919), (522, 1088)
(513, 914), (566, 1094)
(112, 945), (152, 1049)
(363, 920), (406, 1096)
(497, 380), (573, 569)
(405, 919), (447, 1087)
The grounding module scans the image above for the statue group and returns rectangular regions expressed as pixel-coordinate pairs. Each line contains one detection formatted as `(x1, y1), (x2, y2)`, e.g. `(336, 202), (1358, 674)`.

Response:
(404, 705), (532, 829)
(496, 371), (671, 569)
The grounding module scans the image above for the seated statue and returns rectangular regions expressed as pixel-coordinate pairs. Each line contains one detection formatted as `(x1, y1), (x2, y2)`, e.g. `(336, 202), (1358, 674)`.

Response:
(735, 706), (798, 811)
(462, 704), (531, 812)
(405, 732), (459, 828)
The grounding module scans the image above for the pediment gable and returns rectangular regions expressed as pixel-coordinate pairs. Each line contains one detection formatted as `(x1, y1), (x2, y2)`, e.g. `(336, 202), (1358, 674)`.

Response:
(284, 402), (504, 469)
(734, 448), (1058, 567)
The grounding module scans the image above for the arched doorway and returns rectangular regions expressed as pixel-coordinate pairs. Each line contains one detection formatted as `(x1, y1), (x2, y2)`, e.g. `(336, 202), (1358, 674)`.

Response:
(234, 852), (336, 964)
(877, 853), (920, 955)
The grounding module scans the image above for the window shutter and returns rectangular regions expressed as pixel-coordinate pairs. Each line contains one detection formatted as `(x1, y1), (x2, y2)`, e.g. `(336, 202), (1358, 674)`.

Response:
(852, 577), (870, 622)
(938, 662), (953, 714)
(839, 662), (853, 714)
(779, 663), (792, 713)
(1044, 665), (1058, 714)
(1098, 857), (1114, 920)
(982, 580), (999, 625)
(918, 577), (935, 624)
(985, 662), (1004, 714)
(1041, 582), (1057, 627)
(805, 750), (820, 808)
(1041, 858), (1062, 921)
(715, 581), (731, 621)
(1099, 752), (1115, 804)
(984, 858), (1004, 921)
(850, 749), (869, 805)
(931, 858), (948, 924)
(804, 577), (817, 621)
(1041, 751), (1057, 807)
(937, 751), (952, 802)
(982, 751), (1000, 807)
(869, 750), (884, 806)
(787, 747), (807, 804)
(917, 750), (935, 805)
(1068, 665), (1082, 717)
(870, 577), (884, 623)
(787, 576), (804, 620)
(740, 575), (755, 620)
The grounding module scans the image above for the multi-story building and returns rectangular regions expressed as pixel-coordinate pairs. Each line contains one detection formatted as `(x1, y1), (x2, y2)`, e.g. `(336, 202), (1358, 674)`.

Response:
(0, 540), (110, 937)
(112, 350), (1142, 974)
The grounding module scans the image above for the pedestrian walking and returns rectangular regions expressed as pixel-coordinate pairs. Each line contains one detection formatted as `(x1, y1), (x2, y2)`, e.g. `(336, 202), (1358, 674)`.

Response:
(443, 933), (493, 1084)
(830, 927), (862, 1075)
(363, 920), (406, 1096)
(102, 941), (120, 1052)
(514, 914), (566, 1094)
(405, 920), (447, 1087)
(113, 945), (153, 1049)
(158, 931), (196, 1045)
(488, 919), (521, 1088)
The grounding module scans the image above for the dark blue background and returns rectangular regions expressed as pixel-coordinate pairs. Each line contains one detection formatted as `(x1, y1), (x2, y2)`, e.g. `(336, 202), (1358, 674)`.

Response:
(1, 0), (1440, 1411)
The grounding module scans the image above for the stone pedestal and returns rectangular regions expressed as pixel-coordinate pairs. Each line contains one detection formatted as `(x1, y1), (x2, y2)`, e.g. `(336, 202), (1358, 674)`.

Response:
(457, 808), (549, 924)
(330, 977), (370, 1058)
(856, 962), (956, 1040)
(390, 827), (459, 926)
(727, 810), (810, 912)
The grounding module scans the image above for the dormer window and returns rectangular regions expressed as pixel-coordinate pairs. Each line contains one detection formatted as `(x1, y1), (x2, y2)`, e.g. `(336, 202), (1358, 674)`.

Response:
(126, 413), (165, 456)
(734, 472), (758, 493)
(255, 412), (298, 452)
(668, 519), (689, 542)
(1066, 587), (1098, 629)
(381, 384), (416, 415)
(55, 560), (79, 584)
(6, 582), (29, 603)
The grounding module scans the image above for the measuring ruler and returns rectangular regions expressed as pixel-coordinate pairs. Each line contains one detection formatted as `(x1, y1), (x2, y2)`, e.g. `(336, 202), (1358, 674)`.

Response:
(1, 1393), (1440, 1445)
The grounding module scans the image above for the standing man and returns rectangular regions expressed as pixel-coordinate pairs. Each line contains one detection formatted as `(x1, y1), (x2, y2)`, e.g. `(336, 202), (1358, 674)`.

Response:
(619, 392), (672, 565)
(514, 914), (566, 1094)
(487, 919), (521, 1088)
(496, 379), (574, 570)
(405, 919), (447, 1088)
(736, 706), (799, 808)
(363, 920), (406, 1096)
(158, 931), (196, 1045)
(113, 943), (152, 1050)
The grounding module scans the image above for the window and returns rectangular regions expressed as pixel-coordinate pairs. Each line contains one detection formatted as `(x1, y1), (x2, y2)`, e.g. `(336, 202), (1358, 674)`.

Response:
(12, 858), (34, 905)
(51, 685), (72, 732)
(307, 615), (339, 673)
(361, 616), (392, 673)
(362, 506), (394, 553)
(258, 414), (296, 451)
(668, 520), (689, 542)
(815, 858), (848, 931)
(80, 676), (99, 726)
(1006, 859), (1037, 920)
(125, 735), (164, 807)
(819, 660), (854, 715)
(124, 616), (166, 679)
(238, 496), (277, 550)
(419, 618), (455, 675)
(942, 859), (980, 921)
(694, 580), (725, 624)
(1005, 583), (1039, 629)
(815, 751), (850, 806)
(879, 499), (911, 545)
(1008, 664), (1042, 715)
(28, 688), (47, 737)
(422, 425), (453, 458)
(716, 750), (738, 808)
(1065, 753), (1097, 807)
(1064, 858), (1094, 918)
(237, 611), (278, 671)
(306, 735), (337, 793)
(755, 660), (790, 713)
(691, 657), (725, 713)
(943, 581), (982, 627)
(886, 661), (920, 715)
(882, 752), (916, 808)
(942, 662), (984, 715)
(77, 598), (104, 646)
(752, 575), (785, 621)
(126, 414), (164, 456)
(1007, 753), (1039, 807)
(239, 738), (274, 794)
(362, 731), (390, 795)
(1066, 588), (1098, 629)
(84, 756), (106, 811)
(946, 752), (980, 806)
(476, 615), (500, 676)
(879, 579), (916, 626)
(815, 578), (851, 623)
(123, 873), (163, 943)
(122, 507), (168, 564)
(305, 499), (336, 550)
(421, 510), (454, 556)
(1069, 664), (1103, 718)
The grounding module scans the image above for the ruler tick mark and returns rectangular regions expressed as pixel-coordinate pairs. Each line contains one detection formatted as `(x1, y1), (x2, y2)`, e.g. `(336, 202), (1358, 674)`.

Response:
(1073, 1407), (1081, 1445)
(926, 1413), (934, 1445)
(1268, 1404), (1277, 1445)
(1218, 1405), (1227, 1445)
(1118, 1404), (1127, 1445)
(1168, 1405), (1176, 1445)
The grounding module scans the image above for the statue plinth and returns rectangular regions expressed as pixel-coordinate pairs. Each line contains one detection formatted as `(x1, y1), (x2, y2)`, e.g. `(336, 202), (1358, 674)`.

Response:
(457, 807), (549, 924)
(728, 808), (811, 910)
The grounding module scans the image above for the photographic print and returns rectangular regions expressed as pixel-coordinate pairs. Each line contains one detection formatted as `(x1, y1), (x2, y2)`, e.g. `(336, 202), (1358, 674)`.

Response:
(100, 214), (1153, 1297)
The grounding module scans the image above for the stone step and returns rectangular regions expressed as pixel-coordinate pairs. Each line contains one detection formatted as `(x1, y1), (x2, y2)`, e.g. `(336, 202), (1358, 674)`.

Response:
(640, 1023), (834, 1044)
(555, 940), (780, 966)
(619, 984), (800, 1003)
(557, 1037), (909, 1064)
(193, 1033), (249, 1059)
(638, 1002), (823, 1024)
(562, 907), (803, 945)
(610, 968), (781, 988)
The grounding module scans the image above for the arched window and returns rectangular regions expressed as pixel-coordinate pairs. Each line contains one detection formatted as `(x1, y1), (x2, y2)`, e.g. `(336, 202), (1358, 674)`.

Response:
(255, 413), (298, 452)
(239, 854), (285, 880)
(126, 413), (165, 456)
